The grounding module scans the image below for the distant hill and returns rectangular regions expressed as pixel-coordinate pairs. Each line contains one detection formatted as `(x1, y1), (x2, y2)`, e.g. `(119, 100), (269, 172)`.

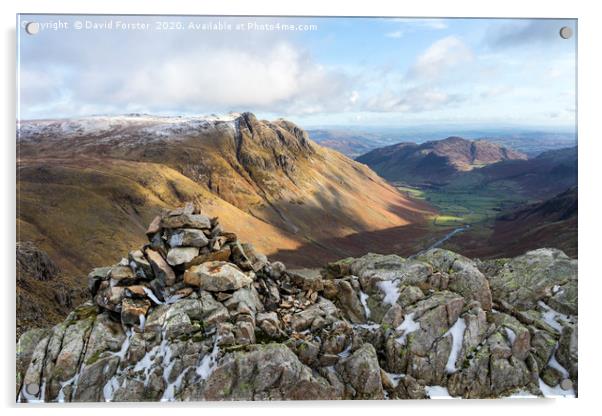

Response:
(308, 128), (575, 159)
(356, 136), (527, 184)
(449, 186), (577, 259)
(458, 146), (577, 199)
(307, 129), (399, 158)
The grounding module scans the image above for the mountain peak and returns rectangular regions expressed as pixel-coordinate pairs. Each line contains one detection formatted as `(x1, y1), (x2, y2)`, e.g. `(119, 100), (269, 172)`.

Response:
(440, 136), (468, 143)
(18, 113), (246, 142)
(356, 136), (527, 183)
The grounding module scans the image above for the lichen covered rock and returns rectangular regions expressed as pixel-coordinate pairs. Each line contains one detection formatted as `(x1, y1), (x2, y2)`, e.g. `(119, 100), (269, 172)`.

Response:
(16, 205), (577, 402)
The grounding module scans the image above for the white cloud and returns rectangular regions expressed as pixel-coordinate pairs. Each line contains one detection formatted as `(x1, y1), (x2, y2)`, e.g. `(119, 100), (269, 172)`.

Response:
(21, 41), (352, 118)
(480, 86), (515, 99)
(349, 91), (359, 104)
(407, 36), (474, 80)
(364, 86), (464, 113)
(19, 68), (65, 105)
(385, 31), (403, 38)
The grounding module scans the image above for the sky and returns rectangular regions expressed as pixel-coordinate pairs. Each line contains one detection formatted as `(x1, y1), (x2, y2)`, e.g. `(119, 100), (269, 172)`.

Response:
(17, 15), (577, 129)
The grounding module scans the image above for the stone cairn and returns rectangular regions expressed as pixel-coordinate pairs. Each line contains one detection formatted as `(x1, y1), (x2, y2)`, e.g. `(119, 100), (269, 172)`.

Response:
(88, 202), (318, 344)
(19, 202), (577, 401)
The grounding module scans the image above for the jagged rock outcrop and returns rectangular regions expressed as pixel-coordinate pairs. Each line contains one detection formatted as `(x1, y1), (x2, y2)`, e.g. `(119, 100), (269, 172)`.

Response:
(16, 205), (578, 402)
(17, 242), (87, 339)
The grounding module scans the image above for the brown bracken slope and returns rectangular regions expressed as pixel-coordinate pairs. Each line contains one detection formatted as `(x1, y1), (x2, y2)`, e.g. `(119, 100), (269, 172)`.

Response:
(17, 113), (435, 279)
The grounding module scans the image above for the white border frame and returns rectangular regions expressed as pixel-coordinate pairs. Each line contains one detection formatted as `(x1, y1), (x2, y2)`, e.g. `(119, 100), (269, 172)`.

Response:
(2, 1), (600, 415)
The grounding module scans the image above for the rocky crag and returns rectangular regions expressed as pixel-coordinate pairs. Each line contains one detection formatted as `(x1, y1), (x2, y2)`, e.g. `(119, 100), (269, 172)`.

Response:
(16, 203), (577, 402)
(16, 242), (87, 339)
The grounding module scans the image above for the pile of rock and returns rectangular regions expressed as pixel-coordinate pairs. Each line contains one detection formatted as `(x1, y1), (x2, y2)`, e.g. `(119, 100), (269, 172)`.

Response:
(88, 202), (272, 341)
(16, 205), (578, 402)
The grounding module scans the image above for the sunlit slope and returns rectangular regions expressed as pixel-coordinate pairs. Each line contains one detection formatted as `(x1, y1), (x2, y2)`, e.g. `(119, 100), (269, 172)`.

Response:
(17, 158), (305, 277)
(18, 113), (432, 247)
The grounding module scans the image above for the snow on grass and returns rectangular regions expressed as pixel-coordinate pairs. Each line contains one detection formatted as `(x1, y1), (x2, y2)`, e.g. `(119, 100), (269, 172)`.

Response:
(395, 312), (421, 345)
(359, 291), (371, 319)
(425, 385), (456, 399)
(377, 280), (400, 306)
(444, 317), (466, 373)
(18, 113), (241, 141)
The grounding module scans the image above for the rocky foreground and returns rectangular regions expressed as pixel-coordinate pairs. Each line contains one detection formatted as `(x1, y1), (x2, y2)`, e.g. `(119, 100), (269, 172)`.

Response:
(16, 203), (577, 402)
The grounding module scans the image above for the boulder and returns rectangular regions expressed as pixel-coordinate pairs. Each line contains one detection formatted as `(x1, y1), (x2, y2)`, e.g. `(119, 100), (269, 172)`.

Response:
(488, 248), (577, 310)
(290, 298), (339, 332)
(229, 241), (253, 271)
(108, 265), (138, 287)
(332, 278), (366, 324)
(52, 311), (96, 385)
(184, 261), (253, 292)
(417, 249), (492, 310)
(185, 246), (232, 267)
(549, 280), (578, 316)
(81, 313), (127, 365)
(128, 250), (153, 279)
(336, 343), (384, 399)
(202, 344), (338, 400)
(94, 283), (126, 312)
(145, 248), (176, 286)
(257, 312), (283, 338)
(557, 323), (578, 382)
(16, 328), (50, 393)
(288, 269), (324, 292)
(160, 213), (211, 230)
(241, 243), (268, 272)
(121, 298), (151, 327)
(87, 266), (112, 295)
(268, 261), (286, 279)
(167, 228), (209, 248)
(146, 215), (162, 237)
(166, 247), (199, 266)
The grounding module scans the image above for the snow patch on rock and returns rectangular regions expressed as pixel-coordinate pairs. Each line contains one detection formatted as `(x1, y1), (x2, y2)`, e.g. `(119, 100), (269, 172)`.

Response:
(395, 312), (420, 345)
(444, 317), (466, 373)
